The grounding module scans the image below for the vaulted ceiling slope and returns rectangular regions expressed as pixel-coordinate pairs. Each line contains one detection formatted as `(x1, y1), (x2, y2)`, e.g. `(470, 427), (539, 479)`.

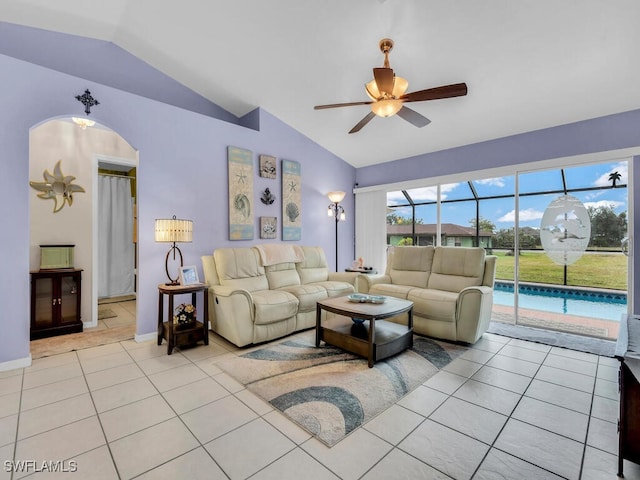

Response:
(2, 0), (640, 168)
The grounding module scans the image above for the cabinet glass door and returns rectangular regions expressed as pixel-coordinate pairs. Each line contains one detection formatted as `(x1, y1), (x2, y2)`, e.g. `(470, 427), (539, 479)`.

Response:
(60, 275), (78, 323)
(33, 277), (53, 329)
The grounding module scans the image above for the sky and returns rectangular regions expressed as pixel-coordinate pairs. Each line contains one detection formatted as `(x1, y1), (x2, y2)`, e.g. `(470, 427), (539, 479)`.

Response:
(387, 160), (628, 230)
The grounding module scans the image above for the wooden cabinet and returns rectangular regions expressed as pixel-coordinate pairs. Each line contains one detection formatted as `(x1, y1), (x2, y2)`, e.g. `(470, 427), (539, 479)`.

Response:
(30, 269), (83, 340)
(615, 315), (640, 478)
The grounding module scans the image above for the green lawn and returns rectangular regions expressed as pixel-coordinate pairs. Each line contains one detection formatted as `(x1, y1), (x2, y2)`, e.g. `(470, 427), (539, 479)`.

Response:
(493, 250), (627, 291)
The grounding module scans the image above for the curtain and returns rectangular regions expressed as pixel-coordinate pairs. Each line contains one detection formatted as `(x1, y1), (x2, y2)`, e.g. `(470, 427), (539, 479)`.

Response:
(355, 189), (388, 273)
(98, 175), (134, 297)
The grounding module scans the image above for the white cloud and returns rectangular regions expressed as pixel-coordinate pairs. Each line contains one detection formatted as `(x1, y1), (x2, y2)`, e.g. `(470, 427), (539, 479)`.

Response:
(584, 200), (625, 210)
(475, 177), (506, 187)
(593, 162), (628, 187)
(498, 208), (544, 222)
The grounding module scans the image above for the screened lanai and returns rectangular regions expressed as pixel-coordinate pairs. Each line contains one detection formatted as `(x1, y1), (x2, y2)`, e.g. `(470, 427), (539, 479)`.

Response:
(385, 159), (629, 340)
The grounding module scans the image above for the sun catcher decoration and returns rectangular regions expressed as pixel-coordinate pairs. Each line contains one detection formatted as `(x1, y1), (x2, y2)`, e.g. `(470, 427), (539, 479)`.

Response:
(540, 194), (591, 265)
(228, 146), (254, 240)
(29, 160), (85, 213)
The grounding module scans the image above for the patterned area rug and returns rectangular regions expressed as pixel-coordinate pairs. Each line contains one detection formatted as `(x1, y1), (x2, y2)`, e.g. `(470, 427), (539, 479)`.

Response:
(217, 331), (468, 446)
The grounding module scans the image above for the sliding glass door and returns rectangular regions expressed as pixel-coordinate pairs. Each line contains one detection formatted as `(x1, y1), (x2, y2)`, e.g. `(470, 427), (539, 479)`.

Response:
(385, 159), (629, 340)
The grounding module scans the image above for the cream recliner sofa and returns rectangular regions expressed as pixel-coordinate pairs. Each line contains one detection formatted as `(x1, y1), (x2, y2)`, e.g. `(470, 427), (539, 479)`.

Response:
(358, 246), (496, 344)
(201, 245), (356, 347)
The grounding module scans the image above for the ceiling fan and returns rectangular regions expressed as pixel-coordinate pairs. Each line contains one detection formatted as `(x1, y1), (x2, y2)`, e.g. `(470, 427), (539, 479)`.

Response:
(314, 38), (468, 134)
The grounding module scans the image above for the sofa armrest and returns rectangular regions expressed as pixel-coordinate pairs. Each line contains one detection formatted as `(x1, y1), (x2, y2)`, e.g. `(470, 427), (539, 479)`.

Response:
(357, 274), (391, 294)
(206, 285), (258, 347)
(456, 286), (494, 344)
(327, 271), (358, 286)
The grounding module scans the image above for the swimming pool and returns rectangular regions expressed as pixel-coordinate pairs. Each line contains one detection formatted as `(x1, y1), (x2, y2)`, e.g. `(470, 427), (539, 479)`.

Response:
(493, 281), (627, 322)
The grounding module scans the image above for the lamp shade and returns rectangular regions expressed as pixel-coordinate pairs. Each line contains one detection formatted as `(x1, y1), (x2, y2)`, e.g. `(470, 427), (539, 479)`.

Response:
(371, 99), (403, 118)
(327, 191), (346, 203)
(155, 217), (193, 243)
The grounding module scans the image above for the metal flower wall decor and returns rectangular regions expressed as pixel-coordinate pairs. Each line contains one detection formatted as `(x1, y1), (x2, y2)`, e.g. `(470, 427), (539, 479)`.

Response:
(29, 160), (85, 213)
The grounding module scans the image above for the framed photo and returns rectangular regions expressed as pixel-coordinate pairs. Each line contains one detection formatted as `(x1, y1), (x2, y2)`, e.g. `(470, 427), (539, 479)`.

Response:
(259, 154), (277, 179)
(260, 216), (277, 239)
(179, 265), (200, 285)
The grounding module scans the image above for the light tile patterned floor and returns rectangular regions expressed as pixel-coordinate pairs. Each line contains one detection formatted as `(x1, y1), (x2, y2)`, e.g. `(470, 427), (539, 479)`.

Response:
(1, 332), (639, 480)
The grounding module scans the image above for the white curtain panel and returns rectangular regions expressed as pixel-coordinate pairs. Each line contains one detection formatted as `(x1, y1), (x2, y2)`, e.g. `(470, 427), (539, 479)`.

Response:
(355, 189), (388, 273)
(98, 175), (135, 297)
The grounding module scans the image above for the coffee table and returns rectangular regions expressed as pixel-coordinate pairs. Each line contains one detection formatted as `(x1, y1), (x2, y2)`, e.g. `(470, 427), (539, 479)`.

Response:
(315, 295), (413, 367)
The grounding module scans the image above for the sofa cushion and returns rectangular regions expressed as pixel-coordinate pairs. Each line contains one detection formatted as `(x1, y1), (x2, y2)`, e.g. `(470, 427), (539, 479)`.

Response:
(310, 280), (354, 298)
(214, 248), (269, 292)
(388, 246), (434, 288)
(408, 288), (458, 323)
(369, 283), (415, 299)
(251, 290), (299, 325)
(278, 284), (327, 312)
(296, 246), (331, 284)
(265, 262), (302, 289)
(428, 247), (485, 293)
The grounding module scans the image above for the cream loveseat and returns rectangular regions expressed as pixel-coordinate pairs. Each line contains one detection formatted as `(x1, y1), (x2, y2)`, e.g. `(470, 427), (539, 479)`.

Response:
(358, 246), (497, 344)
(201, 245), (357, 347)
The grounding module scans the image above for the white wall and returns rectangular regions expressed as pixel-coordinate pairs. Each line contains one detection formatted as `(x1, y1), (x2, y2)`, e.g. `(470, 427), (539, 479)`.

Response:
(29, 119), (137, 324)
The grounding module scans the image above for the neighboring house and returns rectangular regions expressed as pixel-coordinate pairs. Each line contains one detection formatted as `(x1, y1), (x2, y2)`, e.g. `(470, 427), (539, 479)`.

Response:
(387, 223), (493, 248)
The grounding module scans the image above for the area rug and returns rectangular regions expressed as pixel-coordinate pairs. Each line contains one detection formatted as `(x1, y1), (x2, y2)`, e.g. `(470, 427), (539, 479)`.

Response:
(217, 331), (468, 446)
(97, 308), (117, 320)
(30, 324), (136, 359)
(98, 294), (136, 305)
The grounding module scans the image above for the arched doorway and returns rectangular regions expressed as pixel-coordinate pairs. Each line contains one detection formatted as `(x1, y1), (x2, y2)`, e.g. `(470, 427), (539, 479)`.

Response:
(29, 117), (138, 354)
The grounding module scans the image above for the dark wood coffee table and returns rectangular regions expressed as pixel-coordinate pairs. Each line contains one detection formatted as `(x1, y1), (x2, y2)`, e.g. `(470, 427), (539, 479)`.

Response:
(315, 295), (413, 367)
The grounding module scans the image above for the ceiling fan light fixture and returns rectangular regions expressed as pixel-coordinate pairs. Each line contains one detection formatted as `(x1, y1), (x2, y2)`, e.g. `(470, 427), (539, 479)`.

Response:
(392, 76), (408, 97)
(365, 80), (380, 101)
(371, 99), (402, 117)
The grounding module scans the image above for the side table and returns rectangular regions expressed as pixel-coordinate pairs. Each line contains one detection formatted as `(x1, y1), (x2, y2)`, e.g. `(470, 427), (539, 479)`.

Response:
(345, 268), (378, 274)
(157, 283), (209, 355)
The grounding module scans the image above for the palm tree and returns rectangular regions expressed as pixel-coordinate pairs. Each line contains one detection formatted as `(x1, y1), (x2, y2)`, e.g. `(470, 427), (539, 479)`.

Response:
(608, 171), (622, 187)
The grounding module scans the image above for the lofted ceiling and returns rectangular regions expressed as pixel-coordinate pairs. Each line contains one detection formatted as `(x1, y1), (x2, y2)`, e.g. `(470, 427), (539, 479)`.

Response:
(2, 0), (640, 168)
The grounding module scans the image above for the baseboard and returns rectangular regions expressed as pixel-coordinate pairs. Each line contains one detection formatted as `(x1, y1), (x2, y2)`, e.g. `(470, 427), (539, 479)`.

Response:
(0, 354), (32, 372)
(134, 332), (156, 343)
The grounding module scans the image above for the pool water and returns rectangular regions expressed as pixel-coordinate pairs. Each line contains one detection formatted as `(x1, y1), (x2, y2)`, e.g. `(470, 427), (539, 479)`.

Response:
(493, 282), (627, 322)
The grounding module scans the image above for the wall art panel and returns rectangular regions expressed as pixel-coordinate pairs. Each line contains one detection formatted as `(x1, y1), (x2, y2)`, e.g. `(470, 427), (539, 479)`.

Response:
(228, 146), (254, 240)
(281, 159), (301, 240)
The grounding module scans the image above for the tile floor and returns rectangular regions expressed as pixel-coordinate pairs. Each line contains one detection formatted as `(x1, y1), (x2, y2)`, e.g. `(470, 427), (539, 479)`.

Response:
(91, 300), (137, 331)
(1, 332), (639, 479)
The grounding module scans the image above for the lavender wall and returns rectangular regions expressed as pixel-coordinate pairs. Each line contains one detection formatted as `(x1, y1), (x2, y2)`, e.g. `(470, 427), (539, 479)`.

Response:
(0, 52), (355, 367)
(357, 109), (640, 187)
(0, 21), (240, 125)
(356, 110), (640, 317)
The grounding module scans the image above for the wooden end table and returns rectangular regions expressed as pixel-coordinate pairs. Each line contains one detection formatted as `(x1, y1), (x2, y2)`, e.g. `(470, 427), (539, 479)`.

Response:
(315, 295), (413, 367)
(157, 283), (209, 355)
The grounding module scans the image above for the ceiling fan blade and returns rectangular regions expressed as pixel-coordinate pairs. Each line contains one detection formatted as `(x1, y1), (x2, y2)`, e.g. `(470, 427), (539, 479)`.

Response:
(396, 106), (431, 128)
(349, 112), (376, 134)
(314, 101), (373, 110)
(373, 67), (394, 95)
(400, 83), (468, 103)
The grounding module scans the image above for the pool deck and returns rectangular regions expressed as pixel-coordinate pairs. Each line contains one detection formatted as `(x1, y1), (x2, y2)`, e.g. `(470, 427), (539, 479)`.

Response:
(492, 304), (620, 340)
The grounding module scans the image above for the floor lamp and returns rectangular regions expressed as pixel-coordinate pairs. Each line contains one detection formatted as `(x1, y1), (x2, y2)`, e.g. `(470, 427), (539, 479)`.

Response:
(327, 191), (346, 271)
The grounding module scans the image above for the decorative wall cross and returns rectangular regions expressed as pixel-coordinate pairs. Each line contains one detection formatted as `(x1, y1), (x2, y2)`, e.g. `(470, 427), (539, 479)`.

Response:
(75, 89), (100, 115)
